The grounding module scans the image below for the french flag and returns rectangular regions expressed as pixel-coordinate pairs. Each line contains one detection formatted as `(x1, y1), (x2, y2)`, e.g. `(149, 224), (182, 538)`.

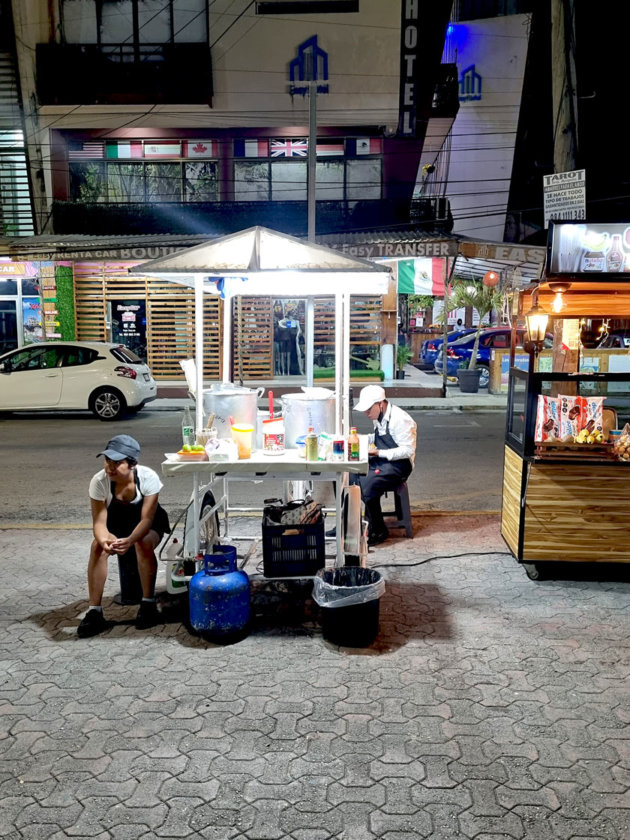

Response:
(234, 139), (269, 157)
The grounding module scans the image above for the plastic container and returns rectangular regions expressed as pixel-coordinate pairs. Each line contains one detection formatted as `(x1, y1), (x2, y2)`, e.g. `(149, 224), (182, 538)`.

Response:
(188, 545), (250, 639)
(262, 520), (325, 577)
(263, 417), (285, 455)
(231, 424), (254, 459)
(313, 567), (385, 647)
(164, 538), (186, 595)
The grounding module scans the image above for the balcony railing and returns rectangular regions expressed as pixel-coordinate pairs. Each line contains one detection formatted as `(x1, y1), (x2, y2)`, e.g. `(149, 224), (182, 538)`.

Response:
(36, 43), (213, 105)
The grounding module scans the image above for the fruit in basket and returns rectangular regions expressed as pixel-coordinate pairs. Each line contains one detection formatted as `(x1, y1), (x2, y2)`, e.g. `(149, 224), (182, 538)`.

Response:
(613, 423), (630, 460)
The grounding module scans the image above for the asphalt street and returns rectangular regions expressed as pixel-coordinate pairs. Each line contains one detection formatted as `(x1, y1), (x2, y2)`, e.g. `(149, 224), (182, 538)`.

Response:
(0, 409), (505, 526)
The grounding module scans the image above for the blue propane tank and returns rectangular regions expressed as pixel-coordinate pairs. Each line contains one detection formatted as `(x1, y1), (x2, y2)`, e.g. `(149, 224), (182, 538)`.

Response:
(188, 545), (250, 639)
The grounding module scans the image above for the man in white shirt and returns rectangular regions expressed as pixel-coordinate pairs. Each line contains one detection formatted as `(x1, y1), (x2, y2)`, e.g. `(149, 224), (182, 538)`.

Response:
(354, 385), (417, 546)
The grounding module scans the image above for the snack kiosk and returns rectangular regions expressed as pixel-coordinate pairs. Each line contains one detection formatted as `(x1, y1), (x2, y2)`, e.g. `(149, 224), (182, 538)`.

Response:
(501, 222), (630, 579)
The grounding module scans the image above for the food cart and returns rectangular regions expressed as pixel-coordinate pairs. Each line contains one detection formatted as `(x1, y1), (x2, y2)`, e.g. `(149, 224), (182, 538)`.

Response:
(501, 221), (630, 579)
(132, 226), (391, 570)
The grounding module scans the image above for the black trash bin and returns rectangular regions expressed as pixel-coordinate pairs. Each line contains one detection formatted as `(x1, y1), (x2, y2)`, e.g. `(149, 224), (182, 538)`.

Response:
(313, 567), (385, 647)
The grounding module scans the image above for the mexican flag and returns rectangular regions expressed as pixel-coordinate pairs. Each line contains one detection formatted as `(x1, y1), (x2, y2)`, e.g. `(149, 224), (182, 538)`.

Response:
(397, 258), (444, 295)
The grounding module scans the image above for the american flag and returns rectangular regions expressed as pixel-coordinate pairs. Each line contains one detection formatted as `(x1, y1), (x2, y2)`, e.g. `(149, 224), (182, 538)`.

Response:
(68, 141), (105, 160)
(270, 139), (308, 157)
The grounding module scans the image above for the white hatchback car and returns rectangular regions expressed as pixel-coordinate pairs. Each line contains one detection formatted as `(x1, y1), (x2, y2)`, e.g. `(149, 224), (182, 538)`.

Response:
(0, 341), (157, 420)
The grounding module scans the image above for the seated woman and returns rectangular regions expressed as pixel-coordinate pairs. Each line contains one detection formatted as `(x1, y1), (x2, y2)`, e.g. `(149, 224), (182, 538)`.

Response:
(78, 434), (169, 638)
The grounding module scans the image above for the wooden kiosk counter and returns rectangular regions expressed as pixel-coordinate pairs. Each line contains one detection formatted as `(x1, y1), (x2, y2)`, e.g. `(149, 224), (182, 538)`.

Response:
(501, 222), (630, 579)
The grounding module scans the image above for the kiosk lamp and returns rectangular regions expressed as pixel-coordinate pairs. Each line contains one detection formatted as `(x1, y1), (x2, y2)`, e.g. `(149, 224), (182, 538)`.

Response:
(525, 292), (549, 357)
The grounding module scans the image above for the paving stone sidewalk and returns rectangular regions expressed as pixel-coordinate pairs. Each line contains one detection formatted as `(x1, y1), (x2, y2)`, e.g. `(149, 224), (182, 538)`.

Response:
(1, 518), (630, 839)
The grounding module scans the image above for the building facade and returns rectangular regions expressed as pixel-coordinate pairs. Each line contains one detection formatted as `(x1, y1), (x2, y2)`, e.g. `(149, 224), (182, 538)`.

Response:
(2, 0), (461, 376)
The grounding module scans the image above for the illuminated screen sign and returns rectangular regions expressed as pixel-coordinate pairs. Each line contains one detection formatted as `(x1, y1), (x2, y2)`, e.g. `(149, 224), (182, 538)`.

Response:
(547, 222), (630, 277)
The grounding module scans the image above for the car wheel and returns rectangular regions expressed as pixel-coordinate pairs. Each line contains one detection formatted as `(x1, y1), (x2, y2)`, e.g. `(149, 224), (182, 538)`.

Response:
(90, 387), (127, 421)
(477, 364), (490, 388)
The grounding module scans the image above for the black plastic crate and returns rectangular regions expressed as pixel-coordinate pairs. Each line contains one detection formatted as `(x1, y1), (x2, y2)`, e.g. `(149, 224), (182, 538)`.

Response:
(262, 520), (325, 578)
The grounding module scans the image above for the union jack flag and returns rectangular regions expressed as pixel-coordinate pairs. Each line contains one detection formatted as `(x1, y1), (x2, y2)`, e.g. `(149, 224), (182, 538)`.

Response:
(270, 139), (308, 157)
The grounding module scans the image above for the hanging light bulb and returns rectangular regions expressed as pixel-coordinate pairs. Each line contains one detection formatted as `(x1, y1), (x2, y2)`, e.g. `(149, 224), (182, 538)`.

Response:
(548, 282), (571, 314)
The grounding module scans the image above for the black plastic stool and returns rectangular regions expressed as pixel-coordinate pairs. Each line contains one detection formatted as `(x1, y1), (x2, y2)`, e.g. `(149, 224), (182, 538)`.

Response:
(114, 548), (143, 605)
(383, 482), (413, 538)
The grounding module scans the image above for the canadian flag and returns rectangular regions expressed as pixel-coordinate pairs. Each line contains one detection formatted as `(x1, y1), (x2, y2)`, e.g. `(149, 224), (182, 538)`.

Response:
(183, 140), (215, 158)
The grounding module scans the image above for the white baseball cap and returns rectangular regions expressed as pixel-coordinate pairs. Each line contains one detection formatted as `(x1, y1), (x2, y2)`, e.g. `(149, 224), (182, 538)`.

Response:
(355, 385), (386, 412)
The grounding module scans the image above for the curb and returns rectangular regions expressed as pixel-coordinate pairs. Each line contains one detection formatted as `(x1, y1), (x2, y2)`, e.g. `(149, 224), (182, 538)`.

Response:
(146, 402), (507, 413)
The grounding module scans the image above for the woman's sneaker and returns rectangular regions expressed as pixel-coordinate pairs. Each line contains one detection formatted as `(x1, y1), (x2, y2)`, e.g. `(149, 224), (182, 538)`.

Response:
(77, 609), (111, 638)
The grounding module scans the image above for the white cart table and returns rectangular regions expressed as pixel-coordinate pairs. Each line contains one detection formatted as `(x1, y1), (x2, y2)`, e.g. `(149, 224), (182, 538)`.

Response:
(162, 451), (369, 566)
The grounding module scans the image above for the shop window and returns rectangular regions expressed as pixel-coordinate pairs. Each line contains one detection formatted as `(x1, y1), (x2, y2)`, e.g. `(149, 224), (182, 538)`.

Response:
(107, 163), (145, 201)
(61, 0), (207, 46)
(184, 161), (219, 202)
(315, 161), (344, 200)
(234, 161), (270, 201)
(346, 159), (381, 200)
(146, 163), (181, 202)
(69, 161), (107, 202)
(271, 161), (306, 201)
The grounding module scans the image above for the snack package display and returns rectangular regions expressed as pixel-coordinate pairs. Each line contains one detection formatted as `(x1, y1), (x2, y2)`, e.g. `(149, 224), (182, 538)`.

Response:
(582, 396), (605, 435)
(559, 395), (585, 440)
(535, 395), (560, 441)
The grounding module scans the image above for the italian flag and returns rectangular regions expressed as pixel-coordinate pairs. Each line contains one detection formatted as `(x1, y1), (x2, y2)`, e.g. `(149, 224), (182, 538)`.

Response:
(398, 258), (444, 295)
(106, 141), (142, 159)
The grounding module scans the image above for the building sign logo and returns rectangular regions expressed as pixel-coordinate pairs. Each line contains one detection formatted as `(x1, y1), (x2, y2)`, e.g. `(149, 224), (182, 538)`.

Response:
(398, 1), (420, 136)
(289, 36), (329, 95)
(458, 64), (482, 101)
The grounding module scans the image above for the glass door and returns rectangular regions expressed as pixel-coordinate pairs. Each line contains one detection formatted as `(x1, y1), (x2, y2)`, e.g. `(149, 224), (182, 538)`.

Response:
(0, 299), (18, 355)
(272, 298), (305, 377)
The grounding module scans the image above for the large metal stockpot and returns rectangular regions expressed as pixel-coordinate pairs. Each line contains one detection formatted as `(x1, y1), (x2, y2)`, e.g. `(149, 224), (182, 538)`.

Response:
(281, 391), (336, 448)
(202, 383), (265, 440)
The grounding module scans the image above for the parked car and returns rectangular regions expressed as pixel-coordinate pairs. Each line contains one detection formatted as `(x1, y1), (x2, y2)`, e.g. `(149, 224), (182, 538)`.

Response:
(434, 327), (552, 388)
(0, 341), (157, 420)
(420, 328), (477, 368)
(596, 330), (630, 349)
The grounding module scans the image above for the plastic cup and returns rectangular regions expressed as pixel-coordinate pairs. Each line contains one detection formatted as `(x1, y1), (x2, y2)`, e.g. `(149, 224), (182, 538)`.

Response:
(231, 424), (254, 459)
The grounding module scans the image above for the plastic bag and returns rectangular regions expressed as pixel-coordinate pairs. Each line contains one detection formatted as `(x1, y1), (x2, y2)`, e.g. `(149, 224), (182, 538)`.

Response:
(312, 567), (385, 609)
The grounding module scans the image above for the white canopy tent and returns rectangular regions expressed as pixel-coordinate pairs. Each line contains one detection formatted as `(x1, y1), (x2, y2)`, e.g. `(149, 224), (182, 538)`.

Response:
(131, 226), (392, 436)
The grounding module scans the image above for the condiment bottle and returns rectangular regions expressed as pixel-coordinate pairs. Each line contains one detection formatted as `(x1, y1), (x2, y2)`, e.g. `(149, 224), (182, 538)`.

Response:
(305, 426), (319, 461)
(607, 234), (624, 273)
(347, 427), (360, 461)
(182, 405), (194, 447)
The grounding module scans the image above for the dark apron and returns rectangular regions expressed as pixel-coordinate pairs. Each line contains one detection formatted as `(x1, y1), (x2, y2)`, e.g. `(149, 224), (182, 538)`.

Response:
(360, 420), (412, 502)
(106, 469), (170, 539)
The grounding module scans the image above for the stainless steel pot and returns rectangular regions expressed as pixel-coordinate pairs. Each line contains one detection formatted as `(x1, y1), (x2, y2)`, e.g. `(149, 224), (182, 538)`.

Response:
(202, 384), (265, 440)
(281, 391), (336, 448)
